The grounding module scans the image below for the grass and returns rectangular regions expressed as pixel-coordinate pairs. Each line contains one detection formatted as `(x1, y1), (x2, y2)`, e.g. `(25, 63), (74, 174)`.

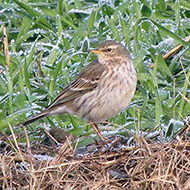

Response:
(0, 0), (190, 144)
(0, 0), (190, 189)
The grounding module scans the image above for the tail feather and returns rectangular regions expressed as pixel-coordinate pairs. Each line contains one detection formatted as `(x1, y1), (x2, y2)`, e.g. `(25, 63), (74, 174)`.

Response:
(21, 111), (49, 126)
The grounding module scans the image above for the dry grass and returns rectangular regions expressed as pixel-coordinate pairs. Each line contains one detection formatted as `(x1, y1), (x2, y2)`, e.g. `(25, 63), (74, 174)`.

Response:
(1, 126), (190, 190)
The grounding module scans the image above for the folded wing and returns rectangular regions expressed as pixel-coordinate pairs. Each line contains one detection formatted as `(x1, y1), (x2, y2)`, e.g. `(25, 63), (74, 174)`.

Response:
(47, 60), (106, 109)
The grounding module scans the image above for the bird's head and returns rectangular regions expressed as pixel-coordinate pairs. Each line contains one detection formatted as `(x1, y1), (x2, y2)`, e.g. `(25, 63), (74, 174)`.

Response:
(90, 40), (130, 64)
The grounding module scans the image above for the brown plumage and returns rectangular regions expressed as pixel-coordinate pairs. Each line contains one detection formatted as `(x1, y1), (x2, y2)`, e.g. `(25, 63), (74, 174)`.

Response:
(22, 40), (137, 142)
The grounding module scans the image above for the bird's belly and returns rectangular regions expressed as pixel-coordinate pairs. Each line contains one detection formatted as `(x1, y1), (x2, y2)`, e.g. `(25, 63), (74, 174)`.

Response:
(89, 84), (135, 122)
(73, 73), (136, 123)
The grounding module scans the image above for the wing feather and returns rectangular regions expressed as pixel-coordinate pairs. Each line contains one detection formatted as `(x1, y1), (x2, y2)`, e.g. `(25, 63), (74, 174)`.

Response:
(47, 60), (106, 109)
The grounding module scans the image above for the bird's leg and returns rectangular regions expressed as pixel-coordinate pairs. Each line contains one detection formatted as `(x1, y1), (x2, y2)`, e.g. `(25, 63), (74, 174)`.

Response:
(91, 123), (105, 143)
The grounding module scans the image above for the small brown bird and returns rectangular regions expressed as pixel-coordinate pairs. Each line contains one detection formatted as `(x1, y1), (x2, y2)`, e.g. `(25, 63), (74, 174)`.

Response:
(22, 40), (137, 142)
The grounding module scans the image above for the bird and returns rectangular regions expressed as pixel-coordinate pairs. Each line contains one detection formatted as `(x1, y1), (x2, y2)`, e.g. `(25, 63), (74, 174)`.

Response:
(22, 40), (137, 143)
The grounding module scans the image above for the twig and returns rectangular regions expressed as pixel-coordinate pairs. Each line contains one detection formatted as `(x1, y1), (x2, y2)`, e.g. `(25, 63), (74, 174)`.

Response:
(177, 119), (190, 137)
(50, 134), (73, 165)
(178, 91), (190, 104)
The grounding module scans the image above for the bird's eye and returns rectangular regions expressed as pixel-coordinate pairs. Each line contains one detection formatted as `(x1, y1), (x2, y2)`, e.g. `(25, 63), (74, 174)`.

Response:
(107, 48), (112, 52)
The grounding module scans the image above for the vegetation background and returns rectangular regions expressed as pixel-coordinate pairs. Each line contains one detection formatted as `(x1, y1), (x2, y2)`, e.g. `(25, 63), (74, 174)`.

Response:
(0, 0), (190, 145)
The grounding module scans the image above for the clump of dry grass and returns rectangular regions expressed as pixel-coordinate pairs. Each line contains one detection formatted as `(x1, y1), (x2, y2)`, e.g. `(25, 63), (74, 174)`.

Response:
(1, 125), (190, 190)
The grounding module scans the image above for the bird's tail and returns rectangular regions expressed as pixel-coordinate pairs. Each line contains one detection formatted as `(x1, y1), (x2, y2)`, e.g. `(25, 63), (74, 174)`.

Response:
(21, 110), (50, 126)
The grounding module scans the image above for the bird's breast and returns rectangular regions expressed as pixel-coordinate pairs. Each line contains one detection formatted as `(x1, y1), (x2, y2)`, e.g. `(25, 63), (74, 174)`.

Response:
(73, 61), (137, 122)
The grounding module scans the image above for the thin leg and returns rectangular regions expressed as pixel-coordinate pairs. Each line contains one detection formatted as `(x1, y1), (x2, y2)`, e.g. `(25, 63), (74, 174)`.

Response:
(91, 123), (105, 143)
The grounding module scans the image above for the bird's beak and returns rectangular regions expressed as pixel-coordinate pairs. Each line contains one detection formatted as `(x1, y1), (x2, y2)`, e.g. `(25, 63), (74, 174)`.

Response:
(89, 49), (101, 54)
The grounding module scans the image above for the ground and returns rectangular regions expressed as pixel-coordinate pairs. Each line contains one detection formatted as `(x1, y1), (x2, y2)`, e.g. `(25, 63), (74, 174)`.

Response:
(1, 124), (190, 190)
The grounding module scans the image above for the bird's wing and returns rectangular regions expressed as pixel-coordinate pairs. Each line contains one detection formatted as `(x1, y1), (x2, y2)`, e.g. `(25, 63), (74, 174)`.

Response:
(47, 60), (106, 109)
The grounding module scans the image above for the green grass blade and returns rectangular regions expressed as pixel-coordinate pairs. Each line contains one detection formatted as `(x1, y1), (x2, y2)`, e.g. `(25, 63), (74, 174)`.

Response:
(175, 0), (180, 28)
(153, 55), (162, 125)
(18, 68), (24, 95)
(120, 18), (131, 49)
(24, 61), (31, 94)
(47, 49), (60, 66)
(13, 0), (54, 31)
(157, 54), (173, 78)
(87, 7), (97, 38)
(107, 17), (120, 42)
(49, 59), (62, 95)
(26, 44), (36, 68)
(16, 16), (32, 46)
(56, 15), (63, 37)
(40, 7), (58, 17)
(155, 89), (162, 125)
(140, 94), (148, 121)
(135, 17), (189, 50)
(69, 115), (79, 130)
(178, 69), (190, 119)
(179, 0), (190, 10)
(58, 0), (64, 13)
(59, 15), (77, 30)
(7, 71), (13, 113)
